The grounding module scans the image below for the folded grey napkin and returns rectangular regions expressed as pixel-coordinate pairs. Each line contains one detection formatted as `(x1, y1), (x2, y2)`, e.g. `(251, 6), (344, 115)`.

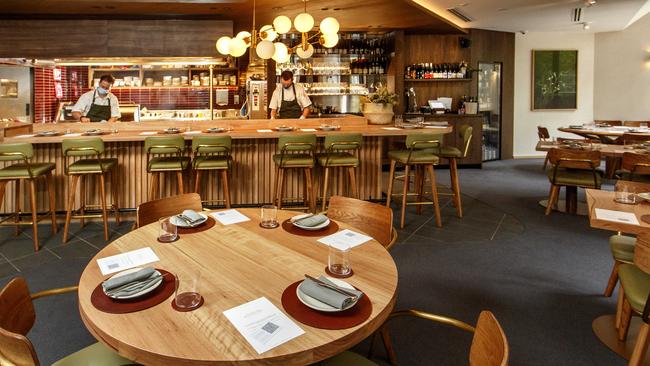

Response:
(181, 209), (203, 223)
(300, 276), (363, 309)
(294, 214), (328, 227)
(102, 267), (156, 292)
(104, 275), (162, 298)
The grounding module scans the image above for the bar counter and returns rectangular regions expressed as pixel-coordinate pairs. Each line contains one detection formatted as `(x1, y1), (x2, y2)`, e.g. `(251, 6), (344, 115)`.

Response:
(1, 117), (453, 214)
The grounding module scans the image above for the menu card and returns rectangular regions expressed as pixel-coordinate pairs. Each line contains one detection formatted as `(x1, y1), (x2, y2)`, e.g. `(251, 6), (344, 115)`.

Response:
(382, 127), (400, 131)
(257, 129), (273, 133)
(211, 209), (251, 225)
(96, 247), (160, 275)
(318, 229), (373, 250)
(183, 131), (202, 135)
(63, 133), (83, 137)
(139, 131), (157, 136)
(15, 134), (35, 138)
(300, 128), (317, 132)
(223, 297), (304, 354)
(595, 208), (640, 225)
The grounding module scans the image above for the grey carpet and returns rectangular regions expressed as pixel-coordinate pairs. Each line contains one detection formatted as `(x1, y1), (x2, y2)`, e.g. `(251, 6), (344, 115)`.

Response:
(0, 159), (625, 365)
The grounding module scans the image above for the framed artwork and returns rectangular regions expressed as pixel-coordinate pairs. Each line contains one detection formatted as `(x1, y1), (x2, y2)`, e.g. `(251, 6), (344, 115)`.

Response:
(531, 50), (578, 110)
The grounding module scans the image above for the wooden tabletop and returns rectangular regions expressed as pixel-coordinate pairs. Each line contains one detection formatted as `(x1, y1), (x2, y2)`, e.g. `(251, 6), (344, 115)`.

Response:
(558, 127), (650, 138)
(586, 189), (650, 235)
(536, 141), (650, 158)
(78, 208), (399, 366)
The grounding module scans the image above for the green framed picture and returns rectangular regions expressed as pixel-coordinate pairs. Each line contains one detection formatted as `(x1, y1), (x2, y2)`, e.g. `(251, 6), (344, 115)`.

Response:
(531, 50), (578, 110)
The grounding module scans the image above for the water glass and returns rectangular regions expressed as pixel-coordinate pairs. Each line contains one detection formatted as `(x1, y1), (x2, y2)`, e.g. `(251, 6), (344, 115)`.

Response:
(158, 217), (178, 242)
(394, 115), (403, 126)
(641, 122), (648, 129)
(260, 205), (279, 228)
(328, 244), (351, 276)
(615, 185), (637, 204)
(174, 270), (202, 310)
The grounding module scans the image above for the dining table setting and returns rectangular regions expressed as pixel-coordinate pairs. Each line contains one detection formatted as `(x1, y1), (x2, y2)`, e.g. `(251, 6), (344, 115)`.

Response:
(77, 206), (398, 365)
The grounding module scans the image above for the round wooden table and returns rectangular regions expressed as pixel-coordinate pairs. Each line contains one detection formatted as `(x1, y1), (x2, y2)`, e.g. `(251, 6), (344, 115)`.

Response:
(78, 208), (399, 365)
(558, 127), (650, 138)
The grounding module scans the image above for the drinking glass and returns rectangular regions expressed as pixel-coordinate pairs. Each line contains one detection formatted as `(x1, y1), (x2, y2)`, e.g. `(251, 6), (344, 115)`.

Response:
(615, 185), (637, 204)
(394, 115), (403, 126)
(174, 270), (202, 310)
(158, 217), (178, 242)
(641, 122), (648, 129)
(260, 205), (279, 228)
(328, 244), (351, 276)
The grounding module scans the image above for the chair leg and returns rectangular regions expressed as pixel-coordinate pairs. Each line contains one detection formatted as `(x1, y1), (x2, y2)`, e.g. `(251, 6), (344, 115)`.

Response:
(99, 174), (109, 241)
(542, 154), (549, 171)
(14, 179), (20, 236)
(427, 165), (442, 228)
(28, 179), (39, 252)
(111, 170), (120, 225)
(400, 165), (410, 229)
(176, 171), (184, 194)
(321, 167), (330, 212)
(604, 261), (620, 297)
(305, 168), (314, 213)
(545, 184), (560, 215)
(46, 173), (57, 234)
(450, 158), (463, 218)
(79, 175), (86, 227)
(617, 287), (625, 329)
(194, 170), (201, 194)
(63, 175), (80, 244)
(221, 170), (231, 208)
(0, 181), (7, 214)
(630, 322), (650, 366)
(348, 167), (358, 199)
(277, 168), (285, 209)
(415, 166), (424, 215)
(618, 297), (633, 341)
(380, 325), (398, 366)
(149, 173), (159, 201)
(386, 160), (396, 207)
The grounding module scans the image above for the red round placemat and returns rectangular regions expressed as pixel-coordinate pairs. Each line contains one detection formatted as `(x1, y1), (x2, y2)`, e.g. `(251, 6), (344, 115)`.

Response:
(91, 269), (175, 314)
(177, 216), (216, 234)
(281, 219), (339, 237)
(281, 281), (372, 329)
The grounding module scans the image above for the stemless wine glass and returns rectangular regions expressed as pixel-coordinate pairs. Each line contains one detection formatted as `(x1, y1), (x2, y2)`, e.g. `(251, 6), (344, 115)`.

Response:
(174, 270), (202, 310)
(328, 244), (351, 276)
(260, 205), (279, 228)
(394, 115), (403, 126)
(615, 185), (637, 204)
(158, 217), (178, 242)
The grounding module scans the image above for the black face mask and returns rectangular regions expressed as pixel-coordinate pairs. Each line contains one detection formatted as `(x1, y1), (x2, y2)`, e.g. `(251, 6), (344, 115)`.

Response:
(282, 83), (292, 90)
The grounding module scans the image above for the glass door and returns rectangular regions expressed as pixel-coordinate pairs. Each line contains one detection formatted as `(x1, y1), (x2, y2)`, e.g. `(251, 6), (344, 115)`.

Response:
(477, 62), (502, 161)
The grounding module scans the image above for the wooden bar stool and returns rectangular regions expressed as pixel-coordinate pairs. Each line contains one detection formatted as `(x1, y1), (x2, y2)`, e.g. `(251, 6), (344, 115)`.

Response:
(316, 133), (362, 211)
(0, 143), (57, 251)
(62, 137), (120, 243)
(435, 125), (473, 218)
(272, 134), (317, 212)
(191, 135), (232, 208)
(145, 135), (190, 201)
(386, 133), (442, 229)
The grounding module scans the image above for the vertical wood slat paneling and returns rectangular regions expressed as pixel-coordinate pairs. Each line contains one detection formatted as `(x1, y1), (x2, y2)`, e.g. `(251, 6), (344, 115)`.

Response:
(1, 137), (384, 214)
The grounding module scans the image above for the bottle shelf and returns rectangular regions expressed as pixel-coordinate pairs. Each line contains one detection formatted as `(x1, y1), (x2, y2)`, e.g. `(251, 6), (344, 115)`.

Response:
(404, 78), (472, 82)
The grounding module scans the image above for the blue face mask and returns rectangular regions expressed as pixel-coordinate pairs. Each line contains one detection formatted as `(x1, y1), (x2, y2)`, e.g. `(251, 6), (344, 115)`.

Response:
(97, 86), (109, 95)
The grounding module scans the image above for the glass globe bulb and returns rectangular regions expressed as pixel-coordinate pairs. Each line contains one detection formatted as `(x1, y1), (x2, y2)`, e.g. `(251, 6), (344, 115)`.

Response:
(229, 37), (247, 57)
(216, 36), (232, 55)
(273, 15), (292, 34)
(260, 24), (277, 42)
(273, 52), (291, 63)
(319, 17), (340, 35)
(296, 44), (314, 59)
(236, 31), (252, 46)
(321, 33), (339, 48)
(255, 40), (275, 59)
(294, 13), (314, 33)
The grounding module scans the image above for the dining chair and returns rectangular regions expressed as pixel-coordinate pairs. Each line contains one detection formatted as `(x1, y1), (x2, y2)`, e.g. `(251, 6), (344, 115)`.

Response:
(545, 148), (602, 215)
(538, 126), (551, 170)
(618, 152), (650, 183)
(616, 232), (650, 343)
(316, 134), (363, 211)
(272, 134), (317, 212)
(629, 287), (650, 365)
(321, 310), (508, 366)
(620, 133), (650, 145)
(0, 277), (134, 366)
(191, 135), (232, 208)
(0, 142), (57, 252)
(623, 121), (650, 127)
(135, 192), (203, 228)
(326, 195), (397, 251)
(434, 124), (473, 218)
(595, 120), (623, 126)
(144, 135), (191, 201)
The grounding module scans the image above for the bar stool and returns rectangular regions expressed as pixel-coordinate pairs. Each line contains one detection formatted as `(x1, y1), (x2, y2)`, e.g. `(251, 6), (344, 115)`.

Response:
(191, 135), (232, 208)
(316, 133), (362, 211)
(386, 133), (442, 229)
(435, 125), (473, 218)
(145, 136), (190, 201)
(0, 143), (57, 251)
(273, 134), (317, 212)
(62, 137), (120, 243)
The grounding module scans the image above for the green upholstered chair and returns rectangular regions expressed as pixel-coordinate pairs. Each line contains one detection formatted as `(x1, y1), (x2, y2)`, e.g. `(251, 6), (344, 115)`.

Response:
(605, 234), (636, 297)
(0, 277), (134, 366)
(617, 152), (650, 183)
(320, 310), (508, 366)
(544, 148), (603, 215)
(273, 134), (317, 212)
(191, 135), (232, 208)
(434, 124), (472, 218)
(0, 142), (57, 251)
(616, 233), (650, 345)
(144, 135), (190, 201)
(386, 133), (442, 229)
(62, 137), (120, 243)
(316, 133), (362, 211)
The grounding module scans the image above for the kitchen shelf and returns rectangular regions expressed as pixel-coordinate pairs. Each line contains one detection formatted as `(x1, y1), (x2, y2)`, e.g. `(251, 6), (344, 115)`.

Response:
(404, 78), (472, 82)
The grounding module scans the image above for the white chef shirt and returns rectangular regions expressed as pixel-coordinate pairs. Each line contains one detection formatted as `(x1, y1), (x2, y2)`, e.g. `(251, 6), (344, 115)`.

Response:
(72, 89), (121, 118)
(269, 83), (312, 112)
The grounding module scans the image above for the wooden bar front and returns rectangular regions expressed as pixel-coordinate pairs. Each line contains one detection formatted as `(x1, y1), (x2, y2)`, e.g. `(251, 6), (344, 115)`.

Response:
(0, 117), (453, 214)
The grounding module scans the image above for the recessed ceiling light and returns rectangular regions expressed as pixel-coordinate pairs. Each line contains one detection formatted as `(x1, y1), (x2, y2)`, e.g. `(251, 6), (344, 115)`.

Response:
(585, 0), (597, 6)
(333, 8), (341, 11)
(582, 22), (591, 30)
(321, 7), (329, 11)
(271, 6), (283, 10)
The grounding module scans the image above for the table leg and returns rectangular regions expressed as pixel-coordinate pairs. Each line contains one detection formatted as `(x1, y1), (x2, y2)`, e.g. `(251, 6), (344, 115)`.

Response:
(565, 186), (578, 214)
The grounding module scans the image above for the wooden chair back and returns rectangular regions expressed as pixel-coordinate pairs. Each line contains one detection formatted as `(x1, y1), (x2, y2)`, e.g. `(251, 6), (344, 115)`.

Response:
(537, 126), (550, 141)
(621, 153), (650, 178)
(327, 196), (393, 248)
(469, 311), (509, 366)
(596, 120), (623, 126)
(548, 148), (601, 170)
(0, 277), (39, 366)
(634, 233), (650, 275)
(136, 193), (203, 228)
(621, 134), (650, 145)
(615, 180), (650, 194)
(624, 121), (650, 127)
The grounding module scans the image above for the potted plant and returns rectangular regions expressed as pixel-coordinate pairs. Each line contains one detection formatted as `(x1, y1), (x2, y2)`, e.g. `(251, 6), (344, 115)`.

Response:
(362, 85), (397, 125)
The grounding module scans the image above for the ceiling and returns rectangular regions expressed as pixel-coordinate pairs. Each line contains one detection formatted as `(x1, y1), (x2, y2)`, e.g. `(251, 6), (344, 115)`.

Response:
(0, 0), (465, 33)
(413, 0), (650, 33)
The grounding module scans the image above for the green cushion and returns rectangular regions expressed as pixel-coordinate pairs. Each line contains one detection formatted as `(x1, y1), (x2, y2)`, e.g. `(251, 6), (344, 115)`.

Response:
(610, 235), (636, 263)
(52, 342), (133, 366)
(0, 162), (55, 179)
(388, 149), (439, 164)
(148, 157), (190, 171)
(546, 167), (603, 188)
(618, 172), (650, 183)
(0, 142), (33, 161)
(144, 136), (186, 154)
(323, 133), (363, 151)
(273, 154), (314, 168)
(317, 152), (359, 167)
(319, 351), (379, 366)
(193, 156), (230, 170)
(619, 264), (650, 313)
(192, 135), (231, 154)
(405, 133), (442, 150)
(62, 137), (105, 157)
(68, 158), (117, 174)
(437, 146), (463, 158)
(277, 134), (317, 152)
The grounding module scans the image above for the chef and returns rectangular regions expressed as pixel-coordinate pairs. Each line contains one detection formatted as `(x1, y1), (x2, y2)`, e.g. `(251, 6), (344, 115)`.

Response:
(269, 70), (311, 119)
(72, 74), (121, 122)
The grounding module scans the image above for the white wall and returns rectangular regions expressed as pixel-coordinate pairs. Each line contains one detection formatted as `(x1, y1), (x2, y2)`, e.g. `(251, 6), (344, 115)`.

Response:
(513, 32), (595, 158)
(594, 14), (650, 121)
